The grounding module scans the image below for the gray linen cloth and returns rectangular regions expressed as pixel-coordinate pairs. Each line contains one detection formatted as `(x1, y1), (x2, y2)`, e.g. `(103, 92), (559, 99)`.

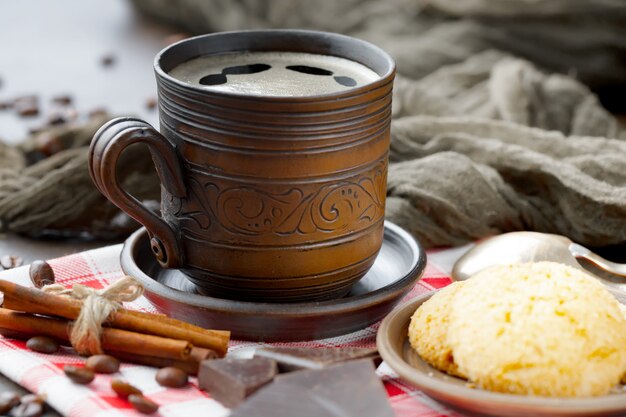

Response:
(129, 0), (626, 248)
(0, 0), (616, 247)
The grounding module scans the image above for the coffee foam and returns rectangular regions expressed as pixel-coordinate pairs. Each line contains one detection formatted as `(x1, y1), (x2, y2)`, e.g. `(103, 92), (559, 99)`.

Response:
(168, 51), (380, 97)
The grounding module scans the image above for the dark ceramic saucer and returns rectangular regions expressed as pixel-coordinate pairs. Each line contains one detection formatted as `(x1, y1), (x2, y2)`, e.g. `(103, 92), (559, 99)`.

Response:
(121, 221), (425, 342)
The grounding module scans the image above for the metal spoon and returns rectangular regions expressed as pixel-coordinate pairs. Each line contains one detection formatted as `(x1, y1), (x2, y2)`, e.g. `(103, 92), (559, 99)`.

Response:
(452, 232), (626, 288)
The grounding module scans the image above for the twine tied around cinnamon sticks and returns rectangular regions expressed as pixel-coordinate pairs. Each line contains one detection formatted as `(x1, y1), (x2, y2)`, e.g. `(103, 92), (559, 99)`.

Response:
(42, 277), (144, 356)
(0, 278), (230, 374)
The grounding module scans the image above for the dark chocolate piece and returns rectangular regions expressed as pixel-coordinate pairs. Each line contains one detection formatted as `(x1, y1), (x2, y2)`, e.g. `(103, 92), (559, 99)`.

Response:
(254, 346), (380, 372)
(198, 357), (277, 408)
(230, 359), (393, 417)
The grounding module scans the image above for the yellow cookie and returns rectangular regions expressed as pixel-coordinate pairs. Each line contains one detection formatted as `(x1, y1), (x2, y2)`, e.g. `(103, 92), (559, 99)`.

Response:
(447, 262), (626, 397)
(408, 281), (466, 377)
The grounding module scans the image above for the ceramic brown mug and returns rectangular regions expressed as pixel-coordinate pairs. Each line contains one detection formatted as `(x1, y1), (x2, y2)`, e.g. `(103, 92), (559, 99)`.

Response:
(89, 30), (395, 302)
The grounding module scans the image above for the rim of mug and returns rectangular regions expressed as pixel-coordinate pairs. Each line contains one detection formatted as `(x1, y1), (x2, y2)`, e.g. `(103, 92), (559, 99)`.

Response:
(153, 29), (396, 101)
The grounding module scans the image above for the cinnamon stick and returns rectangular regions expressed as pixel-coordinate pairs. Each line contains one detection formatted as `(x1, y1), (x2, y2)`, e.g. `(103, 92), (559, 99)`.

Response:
(110, 347), (218, 375)
(113, 310), (229, 356)
(0, 280), (229, 356)
(0, 328), (212, 374)
(126, 309), (230, 339)
(0, 308), (192, 360)
(0, 328), (61, 344)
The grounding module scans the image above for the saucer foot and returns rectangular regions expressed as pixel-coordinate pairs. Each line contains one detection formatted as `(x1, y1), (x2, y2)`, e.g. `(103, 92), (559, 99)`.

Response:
(180, 256), (376, 303)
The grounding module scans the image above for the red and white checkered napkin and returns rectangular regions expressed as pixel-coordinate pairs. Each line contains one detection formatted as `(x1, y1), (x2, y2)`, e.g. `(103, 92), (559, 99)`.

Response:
(0, 243), (473, 417)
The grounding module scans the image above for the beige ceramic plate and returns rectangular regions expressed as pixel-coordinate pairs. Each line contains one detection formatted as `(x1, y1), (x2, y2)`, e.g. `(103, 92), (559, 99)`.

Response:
(377, 291), (626, 417)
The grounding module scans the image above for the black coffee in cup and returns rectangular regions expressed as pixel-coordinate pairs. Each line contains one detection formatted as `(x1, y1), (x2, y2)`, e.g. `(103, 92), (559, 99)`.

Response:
(168, 51), (379, 96)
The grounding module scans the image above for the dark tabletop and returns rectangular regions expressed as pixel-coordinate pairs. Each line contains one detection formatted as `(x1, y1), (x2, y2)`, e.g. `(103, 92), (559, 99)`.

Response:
(0, 0), (180, 413)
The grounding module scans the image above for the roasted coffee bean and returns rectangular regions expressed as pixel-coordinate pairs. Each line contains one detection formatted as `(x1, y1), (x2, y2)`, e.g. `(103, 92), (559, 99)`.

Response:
(26, 336), (59, 354)
(28, 260), (55, 288)
(51, 95), (72, 105)
(0, 100), (12, 110)
(15, 101), (39, 117)
(128, 395), (159, 414)
(111, 378), (142, 399)
(86, 354), (119, 374)
(17, 105), (39, 117)
(1, 255), (23, 270)
(10, 401), (42, 417)
(101, 54), (115, 67)
(64, 365), (94, 385)
(0, 392), (20, 414)
(155, 367), (188, 388)
(145, 97), (157, 110)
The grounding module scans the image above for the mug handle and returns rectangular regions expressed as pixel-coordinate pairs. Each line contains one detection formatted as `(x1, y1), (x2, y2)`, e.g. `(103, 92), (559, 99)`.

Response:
(89, 117), (186, 268)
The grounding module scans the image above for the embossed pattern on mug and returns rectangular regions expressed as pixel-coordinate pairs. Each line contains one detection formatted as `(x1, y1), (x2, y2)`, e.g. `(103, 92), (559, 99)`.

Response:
(167, 159), (387, 244)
